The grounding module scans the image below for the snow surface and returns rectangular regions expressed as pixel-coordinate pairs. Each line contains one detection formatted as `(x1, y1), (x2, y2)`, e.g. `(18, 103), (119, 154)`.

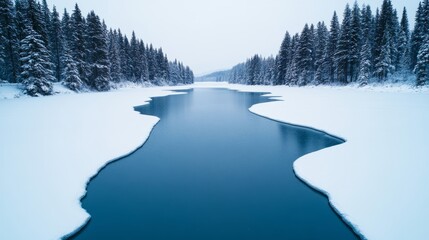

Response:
(1, 82), (429, 240)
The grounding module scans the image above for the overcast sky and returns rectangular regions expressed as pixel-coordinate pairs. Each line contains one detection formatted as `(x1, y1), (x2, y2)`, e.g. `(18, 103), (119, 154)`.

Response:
(47, 0), (420, 75)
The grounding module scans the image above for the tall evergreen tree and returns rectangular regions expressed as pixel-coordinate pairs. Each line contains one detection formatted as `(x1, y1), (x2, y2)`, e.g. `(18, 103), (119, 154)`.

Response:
(85, 11), (110, 91)
(349, 3), (362, 82)
(411, 2), (428, 70)
(61, 45), (83, 91)
(27, 0), (49, 44)
(314, 22), (328, 84)
(296, 24), (314, 85)
(107, 29), (121, 83)
(19, 27), (54, 96)
(49, 6), (62, 81)
(415, 36), (429, 86)
(275, 31), (291, 85)
(397, 8), (411, 74)
(358, 39), (372, 85)
(0, 0), (19, 82)
(322, 11), (340, 83)
(70, 4), (87, 83)
(335, 4), (352, 84)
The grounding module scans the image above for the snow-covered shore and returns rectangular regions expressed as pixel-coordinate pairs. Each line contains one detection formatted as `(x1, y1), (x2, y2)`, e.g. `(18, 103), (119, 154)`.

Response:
(1, 82), (429, 240)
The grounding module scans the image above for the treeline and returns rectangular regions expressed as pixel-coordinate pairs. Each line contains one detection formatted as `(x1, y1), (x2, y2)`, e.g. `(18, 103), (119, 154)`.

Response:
(227, 0), (429, 86)
(0, 0), (194, 96)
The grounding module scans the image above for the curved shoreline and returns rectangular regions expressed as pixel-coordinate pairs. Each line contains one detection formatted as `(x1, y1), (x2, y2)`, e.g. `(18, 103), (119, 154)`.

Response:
(64, 87), (364, 240)
(248, 108), (365, 240)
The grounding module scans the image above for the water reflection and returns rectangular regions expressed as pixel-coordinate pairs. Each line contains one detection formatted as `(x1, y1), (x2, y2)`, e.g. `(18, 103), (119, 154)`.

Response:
(68, 88), (357, 240)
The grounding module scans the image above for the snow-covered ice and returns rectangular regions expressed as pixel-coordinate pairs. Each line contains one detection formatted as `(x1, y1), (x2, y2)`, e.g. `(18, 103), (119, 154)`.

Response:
(0, 86), (187, 240)
(1, 82), (429, 240)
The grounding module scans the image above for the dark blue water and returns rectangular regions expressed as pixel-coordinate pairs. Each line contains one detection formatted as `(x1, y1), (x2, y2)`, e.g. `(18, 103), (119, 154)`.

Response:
(67, 88), (358, 240)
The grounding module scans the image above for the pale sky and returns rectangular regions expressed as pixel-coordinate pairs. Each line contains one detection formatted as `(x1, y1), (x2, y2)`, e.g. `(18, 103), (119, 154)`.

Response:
(47, 0), (420, 75)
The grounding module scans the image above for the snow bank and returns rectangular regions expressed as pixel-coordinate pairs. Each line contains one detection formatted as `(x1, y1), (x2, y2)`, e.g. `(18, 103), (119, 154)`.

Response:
(0, 87), (188, 240)
(197, 82), (428, 240)
(1, 82), (428, 240)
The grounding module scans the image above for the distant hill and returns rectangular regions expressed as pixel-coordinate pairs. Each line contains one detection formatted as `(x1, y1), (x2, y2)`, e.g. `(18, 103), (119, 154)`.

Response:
(196, 70), (231, 82)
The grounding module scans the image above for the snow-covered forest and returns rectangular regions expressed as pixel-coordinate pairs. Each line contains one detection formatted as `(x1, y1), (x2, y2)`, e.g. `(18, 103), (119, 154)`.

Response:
(223, 0), (429, 87)
(0, 0), (194, 96)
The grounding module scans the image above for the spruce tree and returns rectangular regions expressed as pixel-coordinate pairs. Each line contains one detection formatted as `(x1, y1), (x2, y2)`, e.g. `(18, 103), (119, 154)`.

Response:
(107, 29), (121, 83)
(397, 7), (411, 74)
(375, 32), (394, 78)
(411, 2), (428, 70)
(62, 45), (83, 91)
(349, 3), (362, 83)
(27, 0), (49, 44)
(296, 24), (314, 86)
(335, 4), (352, 84)
(322, 11), (340, 83)
(70, 4), (87, 84)
(358, 39), (372, 85)
(49, 6), (62, 81)
(85, 11), (110, 91)
(19, 27), (54, 96)
(139, 40), (149, 82)
(0, 0), (19, 83)
(415, 36), (429, 86)
(275, 32), (291, 85)
(314, 22), (328, 84)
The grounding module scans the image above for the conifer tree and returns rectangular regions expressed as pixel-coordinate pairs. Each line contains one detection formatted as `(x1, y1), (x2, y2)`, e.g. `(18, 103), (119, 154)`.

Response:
(275, 32), (291, 85)
(335, 4), (352, 84)
(49, 6), (62, 81)
(85, 11), (110, 91)
(314, 22), (328, 84)
(296, 24), (314, 85)
(70, 4), (87, 83)
(415, 36), (429, 86)
(0, 0), (19, 82)
(19, 27), (54, 96)
(107, 29), (121, 83)
(62, 44), (83, 91)
(358, 39), (372, 85)
(322, 11), (340, 83)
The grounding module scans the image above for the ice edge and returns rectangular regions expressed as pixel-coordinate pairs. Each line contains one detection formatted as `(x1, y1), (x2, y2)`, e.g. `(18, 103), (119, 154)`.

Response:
(248, 105), (367, 240)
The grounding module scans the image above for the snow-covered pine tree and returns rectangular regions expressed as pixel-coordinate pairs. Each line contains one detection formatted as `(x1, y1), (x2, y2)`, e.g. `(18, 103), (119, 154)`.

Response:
(247, 55), (261, 85)
(322, 11), (340, 83)
(61, 9), (72, 48)
(14, 0), (28, 42)
(335, 4), (352, 84)
(375, 32), (395, 79)
(70, 4), (87, 84)
(122, 36), (132, 80)
(107, 29), (121, 83)
(27, 0), (49, 45)
(147, 44), (157, 83)
(314, 22), (328, 85)
(49, 6), (62, 82)
(275, 31), (291, 85)
(61, 44), (83, 91)
(85, 11), (110, 91)
(139, 40), (149, 82)
(296, 24), (314, 86)
(415, 36), (429, 86)
(285, 34), (300, 85)
(349, 3), (362, 83)
(0, 0), (19, 83)
(398, 7), (411, 74)
(41, 0), (50, 33)
(358, 39), (372, 85)
(129, 31), (141, 82)
(19, 27), (54, 96)
(411, 1), (429, 70)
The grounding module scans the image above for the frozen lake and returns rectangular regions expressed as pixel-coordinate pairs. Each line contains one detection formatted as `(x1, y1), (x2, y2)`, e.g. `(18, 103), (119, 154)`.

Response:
(68, 88), (359, 239)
